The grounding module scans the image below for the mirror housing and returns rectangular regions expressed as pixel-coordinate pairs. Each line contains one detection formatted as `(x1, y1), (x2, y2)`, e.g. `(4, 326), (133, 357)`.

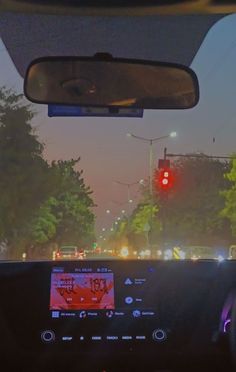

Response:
(24, 55), (199, 110)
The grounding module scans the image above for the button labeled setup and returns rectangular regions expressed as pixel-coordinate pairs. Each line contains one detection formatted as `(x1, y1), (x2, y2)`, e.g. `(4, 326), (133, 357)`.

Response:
(62, 336), (73, 342)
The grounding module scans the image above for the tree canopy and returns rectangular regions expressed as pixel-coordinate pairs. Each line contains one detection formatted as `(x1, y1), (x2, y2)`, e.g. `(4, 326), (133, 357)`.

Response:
(221, 157), (236, 238)
(106, 155), (232, 252)
(156, 156), (231, 245)
(0, 87), (95, 259)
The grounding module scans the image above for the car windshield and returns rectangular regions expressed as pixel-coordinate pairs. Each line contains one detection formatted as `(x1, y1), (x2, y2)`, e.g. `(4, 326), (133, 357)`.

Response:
(0, 13), (236, 262)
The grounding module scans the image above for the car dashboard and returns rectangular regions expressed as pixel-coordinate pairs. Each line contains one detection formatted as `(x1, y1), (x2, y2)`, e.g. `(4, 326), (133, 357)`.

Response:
(0, 259), (235, 371)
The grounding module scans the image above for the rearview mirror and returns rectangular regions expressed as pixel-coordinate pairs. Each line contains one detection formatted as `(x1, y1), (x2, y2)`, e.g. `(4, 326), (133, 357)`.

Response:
(24, 55), (199, 110)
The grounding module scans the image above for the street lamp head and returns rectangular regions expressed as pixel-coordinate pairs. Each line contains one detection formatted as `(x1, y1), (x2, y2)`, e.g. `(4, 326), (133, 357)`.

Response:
(106, 209), (111, 214)
(122, 210), (126, 214)
(102, 228), (106, 232)
(117, 217), (121, 221)
(170, 131), (177, 138)
(129, 199), (133, 204)
(126, 133), (132, 138)
(139, 179), (145, 185)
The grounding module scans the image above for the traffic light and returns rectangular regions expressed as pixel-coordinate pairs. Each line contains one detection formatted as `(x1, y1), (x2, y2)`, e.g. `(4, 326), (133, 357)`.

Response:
(158, 168), (173, 191)
(92, 242), (98, 250)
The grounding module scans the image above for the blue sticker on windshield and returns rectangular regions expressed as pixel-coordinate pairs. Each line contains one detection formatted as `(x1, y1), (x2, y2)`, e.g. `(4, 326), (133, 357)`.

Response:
(48, 105), (143, 118)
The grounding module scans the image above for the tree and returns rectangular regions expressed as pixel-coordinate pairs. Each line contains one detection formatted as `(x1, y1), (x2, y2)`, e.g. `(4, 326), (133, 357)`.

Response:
(0, 87), (95, 258)
(221, 157), (236, 238)
(129, 201), (161, 251)
(52, 159), (95, 246)
(131, 203), (158, 234)
(106, 200), (161, 254)
(30, 197), (59, 244)
(29, 159), (95, 252)
(0, 87), (56, 257)
(156, 156), (231, 245)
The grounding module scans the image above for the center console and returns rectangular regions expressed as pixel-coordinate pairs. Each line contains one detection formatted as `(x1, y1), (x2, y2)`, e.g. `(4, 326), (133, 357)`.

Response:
(46, 262), (164, 347)
(0, 259), (235, 370)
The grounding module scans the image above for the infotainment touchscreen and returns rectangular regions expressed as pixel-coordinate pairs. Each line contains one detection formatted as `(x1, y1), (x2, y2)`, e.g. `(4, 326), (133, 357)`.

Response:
(49, 264), (157, 321)
(50, 272), (115, 310)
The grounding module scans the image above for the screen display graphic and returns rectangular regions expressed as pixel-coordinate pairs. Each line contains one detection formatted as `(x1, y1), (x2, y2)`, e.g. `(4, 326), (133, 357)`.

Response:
(50, 272), (115, 310)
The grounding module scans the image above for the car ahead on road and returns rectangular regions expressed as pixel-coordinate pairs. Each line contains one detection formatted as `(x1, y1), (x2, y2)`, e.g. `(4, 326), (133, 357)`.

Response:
(56, 246), (85, 260)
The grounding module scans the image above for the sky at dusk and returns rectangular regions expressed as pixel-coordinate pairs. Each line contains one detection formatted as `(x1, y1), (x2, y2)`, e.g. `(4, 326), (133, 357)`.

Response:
(0, 14), (236, 234)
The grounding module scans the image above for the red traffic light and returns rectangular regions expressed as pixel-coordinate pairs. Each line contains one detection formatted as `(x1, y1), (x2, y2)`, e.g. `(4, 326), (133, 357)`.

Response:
(158, 168), (173, 190)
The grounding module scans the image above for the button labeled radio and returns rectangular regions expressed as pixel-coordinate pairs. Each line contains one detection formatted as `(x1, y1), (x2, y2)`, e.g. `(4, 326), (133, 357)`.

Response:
(41, 330), (55, 343)
(152, 329), (167, 342)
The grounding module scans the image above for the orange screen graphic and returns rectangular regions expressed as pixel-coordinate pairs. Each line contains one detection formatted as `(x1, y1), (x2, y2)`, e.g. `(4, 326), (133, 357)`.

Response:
(50, 273), (115, 310)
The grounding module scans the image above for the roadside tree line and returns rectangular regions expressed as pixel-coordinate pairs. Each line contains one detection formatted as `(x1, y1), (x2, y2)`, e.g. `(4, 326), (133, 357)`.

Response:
(106, 155), (236, 253)
(0, 87), (95, 259)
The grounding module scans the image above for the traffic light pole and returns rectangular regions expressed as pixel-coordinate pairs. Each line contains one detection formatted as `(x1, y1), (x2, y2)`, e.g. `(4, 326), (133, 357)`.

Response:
(159, 148), (171, 252)
(164, 147), (167, 161)
(161, 191), (168, 250)
(149, 140), (154, 197)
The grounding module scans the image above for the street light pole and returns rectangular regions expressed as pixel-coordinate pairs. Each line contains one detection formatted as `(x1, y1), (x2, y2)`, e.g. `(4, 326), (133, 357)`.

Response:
(115, 180), (142, 226)
(149, 140), (153, 197)
(115, 180), (140, 204)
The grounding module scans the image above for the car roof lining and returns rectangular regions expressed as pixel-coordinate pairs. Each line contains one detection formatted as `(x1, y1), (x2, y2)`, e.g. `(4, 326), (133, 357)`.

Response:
(0, 13), (224, 78)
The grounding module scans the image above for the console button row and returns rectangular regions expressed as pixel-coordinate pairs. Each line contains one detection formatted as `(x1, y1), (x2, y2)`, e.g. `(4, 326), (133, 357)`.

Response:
(41, 329), (167, 343)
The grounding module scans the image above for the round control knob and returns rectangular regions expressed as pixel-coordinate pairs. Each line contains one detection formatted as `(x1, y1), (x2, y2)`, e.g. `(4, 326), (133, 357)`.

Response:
(152, 329), (167, 342)
(41, 330), (55, 343)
